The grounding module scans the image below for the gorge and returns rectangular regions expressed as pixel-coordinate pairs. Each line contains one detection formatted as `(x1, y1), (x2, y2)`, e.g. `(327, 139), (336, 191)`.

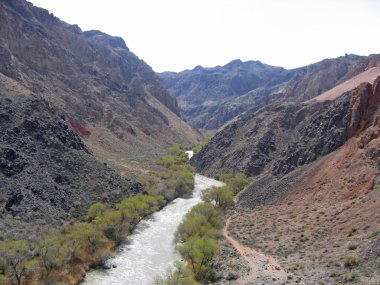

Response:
(0, 1), (379, 285)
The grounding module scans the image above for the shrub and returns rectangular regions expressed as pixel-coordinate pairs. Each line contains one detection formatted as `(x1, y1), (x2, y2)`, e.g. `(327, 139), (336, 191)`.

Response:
(347, 228), (357, 237)
(343, 255), (358, 268)
(220, 173), (248, 194)
(341, 272), (354, 282)
(87, 202), (108, 220)
(328, 271), (338, 277)
(0, 240), (35, 285)
(154, 261), (199, 285)
(202, 186), (234, 210)
(176, 203), (221, 242)
(93, 210), (125, 242)
(178, 237), (219, 280)
(347, 244), (357, 250)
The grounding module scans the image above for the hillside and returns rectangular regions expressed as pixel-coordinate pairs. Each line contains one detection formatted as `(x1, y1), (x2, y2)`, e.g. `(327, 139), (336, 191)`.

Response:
(0, 0), (201, 171)
(0, 0), (200, 240)
(160, 54), (380, 130)
(192, 76), (380, 283)
(160, 60), (290, 130)
(0, 91), (142, 240)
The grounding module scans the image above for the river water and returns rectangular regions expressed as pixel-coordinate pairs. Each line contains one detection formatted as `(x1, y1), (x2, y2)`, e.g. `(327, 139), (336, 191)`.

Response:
(81, 158), (224, 285)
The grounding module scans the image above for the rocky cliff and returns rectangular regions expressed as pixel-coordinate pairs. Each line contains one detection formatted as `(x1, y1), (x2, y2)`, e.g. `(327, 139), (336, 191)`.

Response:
(0, 91), (141, 240)
(0, 0), (200, 240)
(192, 77), (379, 178)
(192, 75), (380, 283)
(161, 54), (380, 130)
(0, 0), (200, 153)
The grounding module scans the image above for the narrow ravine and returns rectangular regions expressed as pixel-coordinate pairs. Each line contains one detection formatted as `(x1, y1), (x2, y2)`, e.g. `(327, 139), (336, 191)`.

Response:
(81, 171), (224, 285)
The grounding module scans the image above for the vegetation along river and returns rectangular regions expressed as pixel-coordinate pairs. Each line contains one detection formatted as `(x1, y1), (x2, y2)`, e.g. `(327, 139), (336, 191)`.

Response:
(81, 154), (224, 284)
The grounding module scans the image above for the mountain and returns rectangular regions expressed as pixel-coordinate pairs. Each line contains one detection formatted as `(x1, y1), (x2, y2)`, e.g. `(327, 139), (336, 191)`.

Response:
(0, 0), (201, 164)
(0, 0), (200, 239)
(160, 54), (380, 130)
(192, 73), (380, 283)
(0, 91), (141, 240)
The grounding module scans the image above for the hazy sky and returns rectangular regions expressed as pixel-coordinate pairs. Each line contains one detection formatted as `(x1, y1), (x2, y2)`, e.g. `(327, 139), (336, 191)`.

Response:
(30, 0), (380, 72)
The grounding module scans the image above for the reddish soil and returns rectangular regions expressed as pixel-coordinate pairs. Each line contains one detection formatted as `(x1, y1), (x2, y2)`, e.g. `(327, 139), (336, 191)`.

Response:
(227, 134), (380, 284)
(66, 120), (92, 137)
(223, 215), (288, 284)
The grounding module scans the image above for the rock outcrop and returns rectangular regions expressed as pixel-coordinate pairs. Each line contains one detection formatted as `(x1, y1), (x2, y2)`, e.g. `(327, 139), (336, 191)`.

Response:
(161, 54), (380, 130)
(0, 0), (200, 151)
(0, 94), (141, 240)
(192, 76), (380, 285)
(192, 77), (380, 179)
(0, 0), (200, 239)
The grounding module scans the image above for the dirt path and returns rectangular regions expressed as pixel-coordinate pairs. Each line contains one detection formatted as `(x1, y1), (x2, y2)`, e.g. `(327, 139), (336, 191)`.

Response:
(223, 214), (288, 284)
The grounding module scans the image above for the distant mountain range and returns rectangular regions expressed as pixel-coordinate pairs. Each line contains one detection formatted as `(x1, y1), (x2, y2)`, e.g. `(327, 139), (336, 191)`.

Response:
(160, 54), (380, 130)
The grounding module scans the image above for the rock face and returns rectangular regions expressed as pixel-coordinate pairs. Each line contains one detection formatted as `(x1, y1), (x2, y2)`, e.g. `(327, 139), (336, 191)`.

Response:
(0, 0), (200, 239)
(192, 77), (380, 180)
(192, 76), (380, 284)
(0, 94), (141, 240)
(0, 0), (200, 149)
(160, 55), (380, 130)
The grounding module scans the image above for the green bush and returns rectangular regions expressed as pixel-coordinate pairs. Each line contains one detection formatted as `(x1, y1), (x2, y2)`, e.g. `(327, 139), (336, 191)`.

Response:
(202, 186), (234, 210)
(178, 237), (219, 280)
(176, 203), (221, 242)
(221, 173), (249, 194)
(0, 240), (34, 285)
(154, 261), (199, 285)
(87, 202), (107, 220)
(154, 145), (195, 199)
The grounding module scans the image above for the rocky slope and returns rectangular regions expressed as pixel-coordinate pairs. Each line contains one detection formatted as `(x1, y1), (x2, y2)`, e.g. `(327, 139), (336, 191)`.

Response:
(192, 75), (380, 283)
(160, 54), (380, 130)
(0, 0), (200, 240)
(161, 60), (290, 129)
(0, 0), (201, 165)
(0, 91), (141, 240)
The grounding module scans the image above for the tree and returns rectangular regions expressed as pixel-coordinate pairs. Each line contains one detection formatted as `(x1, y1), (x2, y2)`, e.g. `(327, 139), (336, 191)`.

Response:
(178, 237), (219, 280)
(176, 215), (207, 242)
(69, 223), (108, 254)
(87, 202), (107, 220)
(202, 186), (234, 210)
(0, 240), (34, 285)
(93, 210), (123, 242)
(170, 144), (188, 163)
(37, 235), (63, 278)
(176, 203), (221, 242)
(222, 173), (248, 194)
(154, 261), (199, 285)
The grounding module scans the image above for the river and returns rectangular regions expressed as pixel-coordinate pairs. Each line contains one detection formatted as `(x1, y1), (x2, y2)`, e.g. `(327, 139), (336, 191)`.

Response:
(81, 153), (224, 285)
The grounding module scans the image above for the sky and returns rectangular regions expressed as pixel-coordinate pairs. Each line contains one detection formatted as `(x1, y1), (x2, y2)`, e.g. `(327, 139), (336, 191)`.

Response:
(30, 0), (380, 72)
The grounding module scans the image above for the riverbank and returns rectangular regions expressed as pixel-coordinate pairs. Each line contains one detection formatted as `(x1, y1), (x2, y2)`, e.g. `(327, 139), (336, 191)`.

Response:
(81, 174), (224, 285)
(156, 173), (249, 284)
(0, 146), (196, 285)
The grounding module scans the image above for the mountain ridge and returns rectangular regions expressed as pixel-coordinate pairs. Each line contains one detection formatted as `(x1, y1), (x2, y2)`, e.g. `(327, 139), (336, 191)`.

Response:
(0, 0), (200, 240)
(191, 72), (380, 284)
(160, 54), (380, 130)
